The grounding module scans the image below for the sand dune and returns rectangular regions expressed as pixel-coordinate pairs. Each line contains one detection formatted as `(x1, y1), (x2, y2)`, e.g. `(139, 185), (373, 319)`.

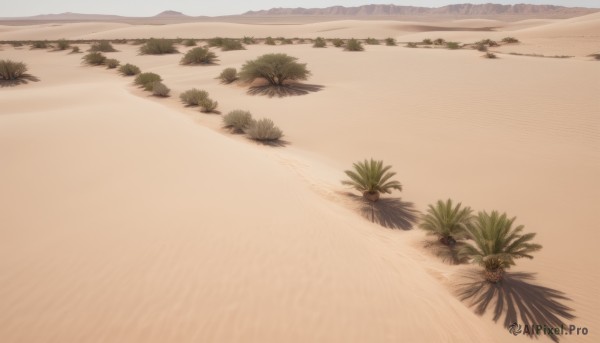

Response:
(1, 14), (599, 343)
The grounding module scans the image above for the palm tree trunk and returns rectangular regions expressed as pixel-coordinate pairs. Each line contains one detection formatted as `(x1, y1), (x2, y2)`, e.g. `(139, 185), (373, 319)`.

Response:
(371, 202), (374, 223)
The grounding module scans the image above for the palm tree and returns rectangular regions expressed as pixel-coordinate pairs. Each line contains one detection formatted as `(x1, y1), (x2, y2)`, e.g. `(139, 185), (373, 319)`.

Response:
(419, 199), (473, 247)
(342, 159), (402, 221)
(459, 211), (542, 283)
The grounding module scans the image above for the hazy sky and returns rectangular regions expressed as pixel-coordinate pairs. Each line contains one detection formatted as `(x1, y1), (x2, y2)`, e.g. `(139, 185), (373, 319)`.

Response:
(5, 1), (600, 17)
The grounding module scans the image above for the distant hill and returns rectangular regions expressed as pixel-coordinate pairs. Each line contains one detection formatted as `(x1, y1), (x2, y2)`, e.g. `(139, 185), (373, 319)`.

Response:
(243, 4), (598, 18)
(24, 12), (126, 21)
(154, 10), (188, 18)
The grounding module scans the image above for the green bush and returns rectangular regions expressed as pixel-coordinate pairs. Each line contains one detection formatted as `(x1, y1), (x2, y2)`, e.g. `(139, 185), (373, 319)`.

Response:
(180, 47), (217, 65)
(313, 37), (326, 48)
(422, 38), (433, 45)
(365, 38), (380, 45)
(446, 42), (461, 50)
(239, 53), (310, 86)
(332, 39), (344, 47)
(345, 39), (364, 51)
(406, 42), (418, 48)
(385, 38), (397, 46)
(0, 60), (28, 80)
(89, 41), (116, 52)
(246, 118), (283, 141)
(208, 37), (225, 47)
(219, 68), (238, 84)
(199, 98), (218, 113)
(242, 36), (256, 44)
(56, 39), (70, 50)
(82, 52), (106, 65)
(151, 81), (170, 97)
(180, 88), (208, 106)
(183, 39), (197, 47)
(31, 41), (48, 49)
(139, 38), (177, 55)
(105, 58), (120, 69)
(502, 37), (519, 43)
(223, 110), (253, 133)
(134, 72), (162, 91)
(265, 37), (276, 45)
(118, 63), (141, 76)
(221, 39), (245, 51)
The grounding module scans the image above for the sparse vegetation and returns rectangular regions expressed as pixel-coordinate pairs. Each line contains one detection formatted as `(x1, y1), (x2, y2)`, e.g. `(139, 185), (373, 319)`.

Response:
(420, 199), (473, 247)
(0, 60), (28, 80)
(484, 52), (497, 59)
(246, 118), (283, 142)
(280, 38), (293, 45)
(332, 38), (344, 47)
(477, 39), (498, 47)
(508, 52), (573, 58)
(71, 46), (81, 53)
(180, 47), (217, 65)
(446, 42), (461, 50)
(265, 37), (276, 45)
(242, 36), (256, 45)
(139, 38), (177, 55)
(118, 63), (141, 76)
(433, 38), (446, 45)
(31, 41), (48, 49)
(89, 41), (116, 52)
(385, 38), (397, 46)
(180, 88), (209, 106)
(475, 43), (488, 52)
(313, 37), (326, 48)
(422, 38), (433, 45)
(82, 52), (106, 66)
(223, 110), (253, 133)
(345, 39), (364, 51)
(151, 81), (170, 97)
(218, 68), (238, 84)
(183, 39), (197, 47)
(239, 53), (310, 86)
(406, 42), (418, 48)
(56, 39), (70, 50)
(105, 58), (120, 69)
(221, 39), (245, 51)
(134, 72), (162, 91)
(365, 38), (380, 45)
(208, 37), (225, 47)
(199, 97), (218, 113)
(502, 37), (520, 43)
(459, 211), (542, 283)
(10, 42), (23, 47)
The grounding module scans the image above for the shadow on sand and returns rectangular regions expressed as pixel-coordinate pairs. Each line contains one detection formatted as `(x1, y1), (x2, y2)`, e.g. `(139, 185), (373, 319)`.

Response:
(247, 83), (324, 98)
(0, 74), (40, 88)
(344, 193), (419, 230)
(454, 269), (575, 342)
(423, 239), (470, 265)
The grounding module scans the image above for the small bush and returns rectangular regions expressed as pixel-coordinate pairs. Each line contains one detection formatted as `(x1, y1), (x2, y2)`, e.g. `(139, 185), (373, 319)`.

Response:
(183, 39), (197, 47)
(422, 38), (433, 45)
(199, 98), (218, 113)
(593, 54), (600, 61)
(365, 38), (380, 45)
(151, 81), (170, 97)
(90, 41), (116, 52)
(446, 42), (461, 50)
(332, 38), (344, 47)
(10, 42), (23, 47)
(219, 68), (238, 84)
(345, 39), (364, 51)
(406, 42), (418, 48)
(265, 37), (276, 45)
(118, 63), (141, 76)
(475, 43), (488, 52)
(71, 46), (81, 53)
(82, 52), (106, 65)
(180, 88), (208, 106)
(134, 72), (162, 91)
(297, 38), (306, 44)
(385, 38), (397, 46)
(139, 38), (177, 55)
(433, 38), (446, 45)
(246, 118), (283, 141)
(31, 41), (48, 49)
(223, 110), (253, 133)
(313, 37), (326, 48)
(221, 39), (245, 51)
(105, 58), (120, 69)
(242, 36), (256, 44)
(502, 37), (519, 43)
(484, 52), (497, 59)
(180, 47), (217, 65)
(239, 54), (310, 86)
(280, 38), (293, 45)
(0, 60), (28, 80)
(208, 37), (225, 47)
(56, 39), (70, 50)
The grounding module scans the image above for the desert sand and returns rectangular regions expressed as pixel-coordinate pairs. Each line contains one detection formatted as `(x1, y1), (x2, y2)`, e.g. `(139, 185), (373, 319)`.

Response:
(0, 13), (599, 343)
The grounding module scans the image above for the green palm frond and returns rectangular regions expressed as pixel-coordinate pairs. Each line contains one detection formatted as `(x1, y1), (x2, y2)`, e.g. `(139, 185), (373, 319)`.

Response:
(419, 199), (473, 241)
(341, 159), (402, 196)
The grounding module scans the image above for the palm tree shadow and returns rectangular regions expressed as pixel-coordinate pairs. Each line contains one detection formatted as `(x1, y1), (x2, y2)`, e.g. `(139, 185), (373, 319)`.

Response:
(423, 239), (470, 265)
(454, 269), (575, 342)
(247, 83), (324, 98)
(344, 193), (419, 230)
(0, 74), (40, 88)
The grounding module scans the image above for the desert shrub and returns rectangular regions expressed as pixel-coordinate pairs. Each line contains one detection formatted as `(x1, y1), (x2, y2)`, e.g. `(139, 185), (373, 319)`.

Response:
(180, 47), (217, 65)
(221, 39), (245, 51)
(180, 88), (208, 106)
(502, 37), (519, 43)
(365, 38), (380, 45)
(280, 38), (293, 45)
(139, 38), (177, 55)
(0, 60), (28, 80)
(484, 52), (497, 59)
(422, 38), (433, 45)
(265, 37), (276, 45)
(90, 41), (116, 52)
(112, 39), (128, 44)
(239, 53), (310, 86)
(475, 43), (488, 52)
(208, 37), (225, 47)
(105, 58), (120, 69)
(10, 42), (23, 47)
(313, 37), (326, 48)
(345, 39), (364, 51)
(56, 39), (70, 50)
(82, 52), (106, 65)
(332, 38), (344, 47)
(218, 68), (238, 83)
(246, 118), (283, 141)
(433, 38), (446, 45)
(297, 38), (306, 43)
(118, 63), (141, 76)
(406, 42), (418, 48)
(223, 110), (253, 133)
(242, 36), (256, 44)
(183, 39), (197, 47)
(593, 54), (600, 60)
(134, 72), (162, 91)
(446, 42), (461, 50)
(385, 38), (397, 46)
(71, 46), (81, 53)
(31, 41), (48, 49)
(199, 97), (218, 113)
(151, 81), (170, 97)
